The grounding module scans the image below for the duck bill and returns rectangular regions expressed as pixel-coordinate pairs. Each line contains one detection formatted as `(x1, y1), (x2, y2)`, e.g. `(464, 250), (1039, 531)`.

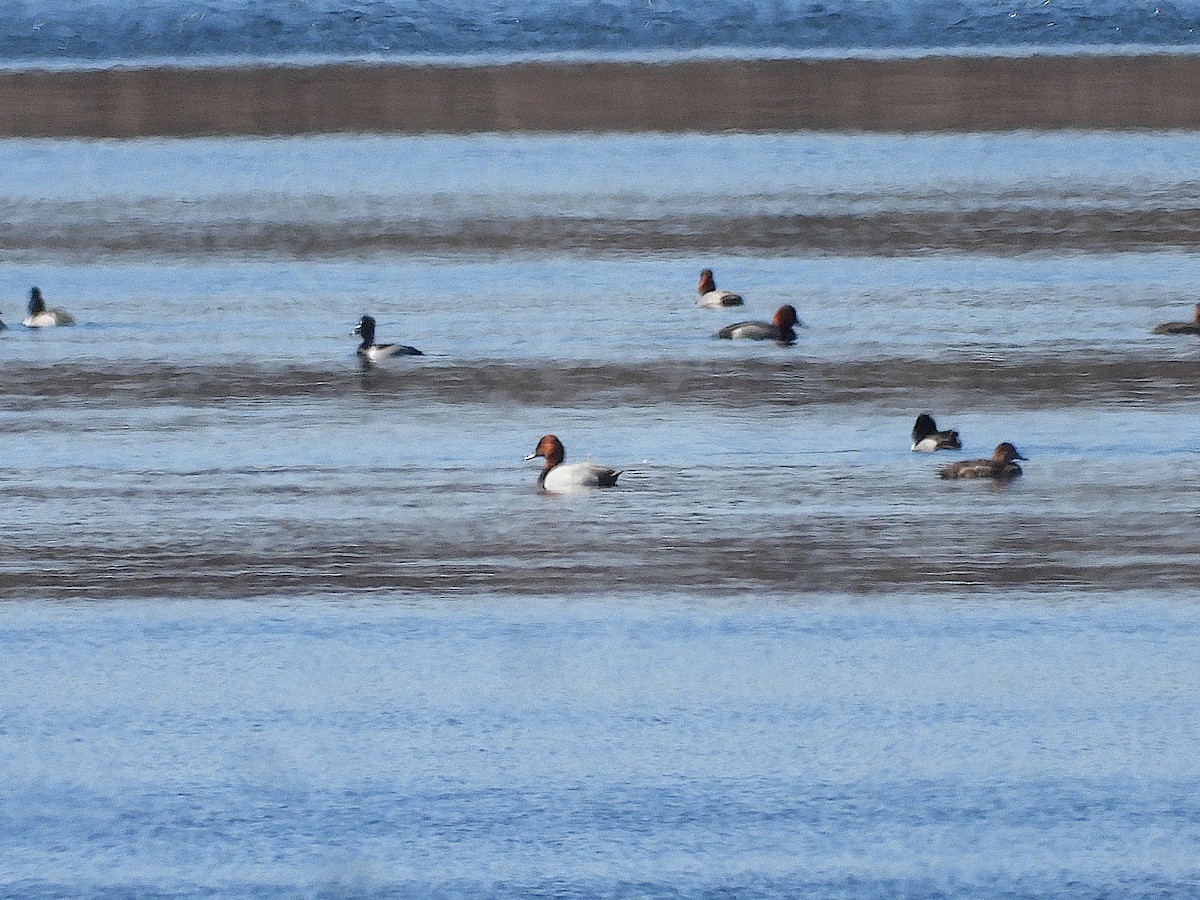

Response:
(523, 452), (538, 461)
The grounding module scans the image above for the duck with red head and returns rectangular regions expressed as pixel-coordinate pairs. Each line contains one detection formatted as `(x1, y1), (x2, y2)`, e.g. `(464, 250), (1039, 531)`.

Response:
(1152, 303), (1200, 335)
(697, 268), (744, 308)
(525, 434), (621, 492)
(715, 305), (800, 343)
(937, 442), (1027, 480)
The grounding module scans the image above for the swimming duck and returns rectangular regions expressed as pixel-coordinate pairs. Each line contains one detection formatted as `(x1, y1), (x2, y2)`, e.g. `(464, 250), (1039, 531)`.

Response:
(525, 434), (621, 491)
(911, 413), (962, 452)
(697, 268), (744, 308)
(937, 442), (1027, 480)
(22, 287), (75, 327)
(1151, 303), (1200, 335)
(353, 314), (422, 361)
(716, 305), (800, 343)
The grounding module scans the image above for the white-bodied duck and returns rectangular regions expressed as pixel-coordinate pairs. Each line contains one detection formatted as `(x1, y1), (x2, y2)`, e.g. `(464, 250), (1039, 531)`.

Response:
(911, 413), (962, 452)
(697, 268), (744, 308)
(525, 434), (621, 492)
(23, 287), (75, 327)
(353, 314), (422, 362)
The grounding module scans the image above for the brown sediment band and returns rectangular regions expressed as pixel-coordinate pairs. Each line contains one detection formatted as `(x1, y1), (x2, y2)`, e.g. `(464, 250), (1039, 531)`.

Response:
(2, 54), (1200, 137)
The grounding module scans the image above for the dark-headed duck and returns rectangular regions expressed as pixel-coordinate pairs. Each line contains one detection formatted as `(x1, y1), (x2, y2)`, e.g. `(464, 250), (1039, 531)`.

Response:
(911, 413), (962, 452)
(525, 434), (621, 492)
(23, 287), (75, 327)
(938, 442), (1027, 480)
(697, 268), (744, 308)
(1152, 303), (1200, 335)
(353, 314), (422, 362)
(716, 305), (800, 343)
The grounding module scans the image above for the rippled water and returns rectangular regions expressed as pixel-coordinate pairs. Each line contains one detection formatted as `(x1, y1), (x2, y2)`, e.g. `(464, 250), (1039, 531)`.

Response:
(6, 133), (1200, 257)
(5, 0), (1200, 65)
(5, 596), (1200, 897)
(3, 130), (1200, 896)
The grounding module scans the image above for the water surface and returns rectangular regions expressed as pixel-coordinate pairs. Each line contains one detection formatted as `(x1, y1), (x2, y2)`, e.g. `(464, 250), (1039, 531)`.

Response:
(2, 129), (1199, 897)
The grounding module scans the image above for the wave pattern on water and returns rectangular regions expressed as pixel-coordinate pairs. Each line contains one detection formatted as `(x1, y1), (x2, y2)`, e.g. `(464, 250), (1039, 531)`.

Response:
(3, 0), (1200, 64)
(3, 463), (1198, 599)
(7, 133), (1200, 259)
(8, 204), (1200, 257)
(3, 357), (1200, 410)
(2, 132), (1198, 603)
(2, 356), (1199, 601)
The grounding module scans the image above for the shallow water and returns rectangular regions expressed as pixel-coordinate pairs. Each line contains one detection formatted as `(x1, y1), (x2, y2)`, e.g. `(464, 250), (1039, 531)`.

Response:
(2, 130), (1200, 896)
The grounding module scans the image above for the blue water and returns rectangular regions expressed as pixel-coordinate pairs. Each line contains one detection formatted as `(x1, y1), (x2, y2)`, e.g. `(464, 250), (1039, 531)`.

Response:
(4, 0), (1200, 66)
(5, 0), (1200, 890)
(3, 128), (1200, 895)
(4, 596), (1200, 897)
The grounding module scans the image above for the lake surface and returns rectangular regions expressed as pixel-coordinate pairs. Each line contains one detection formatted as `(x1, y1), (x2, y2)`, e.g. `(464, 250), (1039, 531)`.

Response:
(6, 0), (1200, 65)
(2, 130), (1199, 896)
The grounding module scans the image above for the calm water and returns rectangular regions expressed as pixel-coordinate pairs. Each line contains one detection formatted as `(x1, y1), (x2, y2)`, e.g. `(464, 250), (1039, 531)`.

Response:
(3, 130), (1200, 895)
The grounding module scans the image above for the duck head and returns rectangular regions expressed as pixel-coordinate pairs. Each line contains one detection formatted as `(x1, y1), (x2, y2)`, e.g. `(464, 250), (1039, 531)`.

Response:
(992, 442), (1028, 463)
(912, 413), (939, 440)
(698, 269), (717, 294)
(353, 314), (376, 346)
(28, 287), (45, 316)
(773, 304), (800, 340)
(524, 434), (565, 469)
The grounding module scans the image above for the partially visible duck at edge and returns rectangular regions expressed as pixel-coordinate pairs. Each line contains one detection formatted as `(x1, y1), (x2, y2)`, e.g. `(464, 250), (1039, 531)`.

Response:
(938, 442), (1027, 480)
(525, 434), (621, 492)
(716, 305), (801, 343)
(697, 268), (744, 308)
(353, 314), (422, 362)
(23, 287), (76, 327)
(1152, 303), (1200, 335)
(911, 413), (962, 452)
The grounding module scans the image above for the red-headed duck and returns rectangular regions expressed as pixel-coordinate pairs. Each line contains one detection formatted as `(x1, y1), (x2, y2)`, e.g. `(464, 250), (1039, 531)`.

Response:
(938, 442), (1027, 480)
(716, 305), (800, 343)
(911, 413), (962, 452)
(353, 314), (422, 362)
(22, 287), (75, 327)
(697, 268), (744, 308)
(525, 434), (621, 492)
(1152, 303), (1200, 335)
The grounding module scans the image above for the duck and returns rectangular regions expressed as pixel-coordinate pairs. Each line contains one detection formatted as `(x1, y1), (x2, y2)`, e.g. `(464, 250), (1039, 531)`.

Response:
(22, 287), (76, 327)
(697, 268), (744, 308)
(716, 305), (800, 343)
(1151, 303), (1200, 335)
(911, 413), (962, 452)
(525, 434), (621, 491)
(353, 314), (422, 361)
(937, 442), (1027, 480)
